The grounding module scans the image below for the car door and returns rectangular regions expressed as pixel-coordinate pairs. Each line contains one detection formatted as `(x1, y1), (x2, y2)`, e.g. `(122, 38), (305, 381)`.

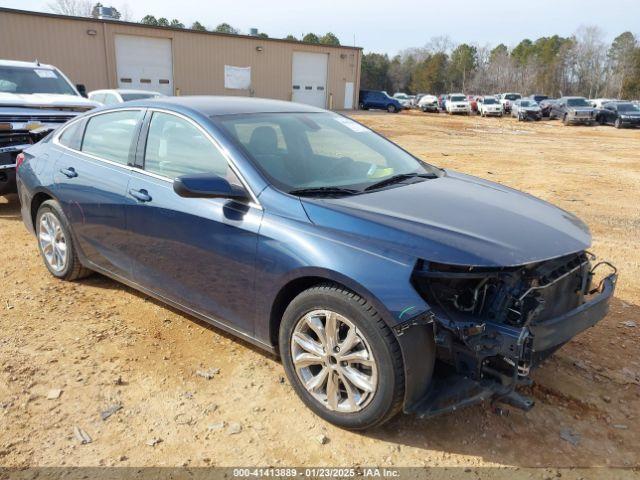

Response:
(53, 109), (143, 278)
(125, 110), (263, 334)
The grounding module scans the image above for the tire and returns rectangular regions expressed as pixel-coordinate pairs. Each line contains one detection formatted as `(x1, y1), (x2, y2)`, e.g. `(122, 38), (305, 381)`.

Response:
(598, 115), (606, 126)
(387, 104), (397, 113)
(563, 114), (570, 125)
(279, 284), (405, 430)
(35, 200), (91, 281)
(615, 118), (623, 129)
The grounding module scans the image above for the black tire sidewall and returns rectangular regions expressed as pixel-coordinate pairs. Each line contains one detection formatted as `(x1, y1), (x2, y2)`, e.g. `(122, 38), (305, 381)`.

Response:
(279, 287), (401, 430)
(36, 201), (77, 279)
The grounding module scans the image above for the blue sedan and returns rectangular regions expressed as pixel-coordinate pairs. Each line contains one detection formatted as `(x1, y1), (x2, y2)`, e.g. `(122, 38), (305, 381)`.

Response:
(16, 96), (616, 429)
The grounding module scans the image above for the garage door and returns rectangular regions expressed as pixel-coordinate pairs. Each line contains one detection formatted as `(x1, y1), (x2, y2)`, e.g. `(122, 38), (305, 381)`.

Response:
(292, 52), (328, 108)
(115, 35), (173, 95)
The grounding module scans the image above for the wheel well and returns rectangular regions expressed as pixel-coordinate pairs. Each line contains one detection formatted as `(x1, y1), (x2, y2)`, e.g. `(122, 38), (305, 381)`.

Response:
(30, 192), (53, 230)
(269, 276), (345, 351)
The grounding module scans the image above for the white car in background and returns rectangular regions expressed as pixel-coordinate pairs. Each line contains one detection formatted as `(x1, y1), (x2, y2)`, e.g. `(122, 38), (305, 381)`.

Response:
(446, 93), (471, 114)
(392, 92), (413, 109)
(499, 92), (522, 113)
(478, 96), (503, 117)
(418, 94), (439, 112)
(88, 89), (164, 106)
(590, 98), (617, 109)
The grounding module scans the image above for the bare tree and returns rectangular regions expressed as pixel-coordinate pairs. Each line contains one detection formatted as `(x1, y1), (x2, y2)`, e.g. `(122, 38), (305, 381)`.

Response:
(47, 0), (92, 16)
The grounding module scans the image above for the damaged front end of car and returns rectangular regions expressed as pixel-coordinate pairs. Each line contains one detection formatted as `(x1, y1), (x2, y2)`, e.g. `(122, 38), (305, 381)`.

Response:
(405, 251), (617, 418)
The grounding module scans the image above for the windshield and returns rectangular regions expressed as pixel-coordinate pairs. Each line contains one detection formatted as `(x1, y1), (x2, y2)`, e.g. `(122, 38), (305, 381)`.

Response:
(483, 98), (497, 104)
(505, 94), (521, 101)
(520, 101), (536, 107)
(566, 98), (590, 107)
(450, 95), (466, 102)
(617, 103), (639, 112)
(215, 112), (439, 193)
(0, 66), (77, 95)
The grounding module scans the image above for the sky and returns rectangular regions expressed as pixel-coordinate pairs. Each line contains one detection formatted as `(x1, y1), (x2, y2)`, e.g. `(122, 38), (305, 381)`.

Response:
(3, 0), (639, 54)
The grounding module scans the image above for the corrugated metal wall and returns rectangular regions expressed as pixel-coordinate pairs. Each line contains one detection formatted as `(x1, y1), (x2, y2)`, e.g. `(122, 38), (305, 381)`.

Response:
(0, 8), (361, 109)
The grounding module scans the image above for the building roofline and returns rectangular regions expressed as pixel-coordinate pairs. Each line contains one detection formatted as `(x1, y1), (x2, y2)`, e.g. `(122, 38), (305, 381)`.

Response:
(0, 7), (363, 51)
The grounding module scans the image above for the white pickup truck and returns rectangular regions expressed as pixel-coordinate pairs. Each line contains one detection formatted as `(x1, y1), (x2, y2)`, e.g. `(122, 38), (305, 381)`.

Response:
(0, 59), (99, 195)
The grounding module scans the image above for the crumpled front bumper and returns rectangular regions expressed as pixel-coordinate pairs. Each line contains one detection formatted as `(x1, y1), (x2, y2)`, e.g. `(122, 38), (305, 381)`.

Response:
(405, 271), (617, 418)
(529, 273), (616, 353)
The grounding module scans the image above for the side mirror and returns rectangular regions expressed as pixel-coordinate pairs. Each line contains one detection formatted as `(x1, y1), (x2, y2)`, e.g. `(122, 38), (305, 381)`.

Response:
(76, 84), (87, 98)
(173, 173), (248, 201)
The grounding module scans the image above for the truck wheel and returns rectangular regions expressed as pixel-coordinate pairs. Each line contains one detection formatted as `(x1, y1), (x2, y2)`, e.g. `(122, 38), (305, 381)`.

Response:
(36, 200), (91, 281)
(279, 284), (406, 430)
(387, 104), (397, 113)
(615, 118), (623, 129)
(563, 114), (570, 125)
(359, 102), (368, 111)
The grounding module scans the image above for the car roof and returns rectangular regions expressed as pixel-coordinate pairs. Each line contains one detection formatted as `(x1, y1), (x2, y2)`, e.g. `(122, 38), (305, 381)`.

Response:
(0, 59), (56, 69)
(90, 89), (163, 95)
(123, 95), (327, 115)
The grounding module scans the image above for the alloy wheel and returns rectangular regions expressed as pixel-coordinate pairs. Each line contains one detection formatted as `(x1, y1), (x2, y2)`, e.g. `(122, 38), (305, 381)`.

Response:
(290, 309), (378, 413)
(38, 212), (68, 273)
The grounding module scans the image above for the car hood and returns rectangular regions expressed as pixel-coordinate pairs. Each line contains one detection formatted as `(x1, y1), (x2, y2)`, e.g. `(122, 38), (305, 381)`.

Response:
(301, 170), (591, 267)
(0, 93), (99, 110)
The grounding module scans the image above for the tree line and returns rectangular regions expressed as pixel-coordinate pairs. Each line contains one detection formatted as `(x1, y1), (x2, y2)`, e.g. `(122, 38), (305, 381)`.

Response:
(47, 0), (341, 44)
(362, 28), (640, 99)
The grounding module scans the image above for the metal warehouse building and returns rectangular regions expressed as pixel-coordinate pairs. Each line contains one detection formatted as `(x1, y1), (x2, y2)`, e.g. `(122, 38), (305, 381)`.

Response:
(0, 8), (362, 110)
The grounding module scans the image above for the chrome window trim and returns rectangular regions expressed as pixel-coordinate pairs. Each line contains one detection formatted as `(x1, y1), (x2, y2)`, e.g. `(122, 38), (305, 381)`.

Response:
(52, 107), (262, 210)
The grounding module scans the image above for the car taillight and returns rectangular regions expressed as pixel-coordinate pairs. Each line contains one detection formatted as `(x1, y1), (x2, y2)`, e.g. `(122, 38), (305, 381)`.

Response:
(15, 153), (25, 169)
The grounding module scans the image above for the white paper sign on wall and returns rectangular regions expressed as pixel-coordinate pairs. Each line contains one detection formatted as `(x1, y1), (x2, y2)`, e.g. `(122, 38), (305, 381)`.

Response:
(224, 65), (251, 90)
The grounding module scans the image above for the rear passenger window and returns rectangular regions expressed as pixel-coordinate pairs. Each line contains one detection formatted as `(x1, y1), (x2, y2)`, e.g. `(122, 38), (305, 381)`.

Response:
(82, 110), (142, 165)
(144, 112), (237, 182)
(58, 120), (84, 150)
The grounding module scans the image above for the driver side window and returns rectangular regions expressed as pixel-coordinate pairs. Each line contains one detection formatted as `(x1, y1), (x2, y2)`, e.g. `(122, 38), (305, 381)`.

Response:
(144, 112), (239, 185)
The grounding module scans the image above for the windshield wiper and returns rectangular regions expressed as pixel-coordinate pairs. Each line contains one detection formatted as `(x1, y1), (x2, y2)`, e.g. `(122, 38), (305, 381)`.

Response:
(364, 172), (438, 192)
(289, 186), (360, 197)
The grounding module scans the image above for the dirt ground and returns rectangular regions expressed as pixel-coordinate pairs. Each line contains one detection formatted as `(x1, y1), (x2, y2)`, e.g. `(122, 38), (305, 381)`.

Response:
(1, 111), (639, 470)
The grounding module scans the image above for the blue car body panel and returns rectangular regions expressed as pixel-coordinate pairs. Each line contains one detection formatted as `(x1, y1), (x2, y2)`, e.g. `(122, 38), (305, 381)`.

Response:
(15, 96), (615, 415)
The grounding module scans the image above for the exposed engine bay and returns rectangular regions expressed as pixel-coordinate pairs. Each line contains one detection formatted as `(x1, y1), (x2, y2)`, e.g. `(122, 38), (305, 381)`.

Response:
(407, 251), (617, 416)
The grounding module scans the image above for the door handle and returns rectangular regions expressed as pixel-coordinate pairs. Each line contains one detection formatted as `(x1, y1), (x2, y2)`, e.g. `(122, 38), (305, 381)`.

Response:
(59, 167), (78, 178)
(129, 188), (152, 202)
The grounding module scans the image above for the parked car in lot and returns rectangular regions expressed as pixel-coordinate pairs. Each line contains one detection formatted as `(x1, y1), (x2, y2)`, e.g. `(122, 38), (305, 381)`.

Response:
(528, 94), (548, 104)
(512, 99), (542, 121)
(16, 96), (617, 429)
(359, 90), (402, 113)
(477, 97), (503, 117)
(499, 93), (521, 113)
(88, 89), (164, 105)
(446, 94), (471, 114)
(538, 98), (557, 118)
(596, 101), (640, 128)
(438, 94), (448, 110)
(418, 94), (439, 113)
(551, 97), (597, 125)
(393, 93), (413, 109)
(0, 59), (99, 196)
(590, 98), (617, 109)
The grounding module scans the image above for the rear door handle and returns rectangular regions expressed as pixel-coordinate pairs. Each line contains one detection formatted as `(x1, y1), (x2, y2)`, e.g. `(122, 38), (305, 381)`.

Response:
(129, 188), (152, 202)
(59, 167), (77, 178)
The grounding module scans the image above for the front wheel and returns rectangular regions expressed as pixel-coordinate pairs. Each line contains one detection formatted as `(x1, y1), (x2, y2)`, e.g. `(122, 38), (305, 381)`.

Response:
(615, 118), (623, 129)
(279, 284), (406, 430)
(387, 104), (397, 113)
(36, 200), (91, 280)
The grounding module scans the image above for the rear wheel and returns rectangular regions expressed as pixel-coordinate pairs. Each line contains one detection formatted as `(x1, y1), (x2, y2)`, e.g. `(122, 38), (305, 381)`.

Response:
(279, 284), (404, 430)
(36, 200), (91, 281)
